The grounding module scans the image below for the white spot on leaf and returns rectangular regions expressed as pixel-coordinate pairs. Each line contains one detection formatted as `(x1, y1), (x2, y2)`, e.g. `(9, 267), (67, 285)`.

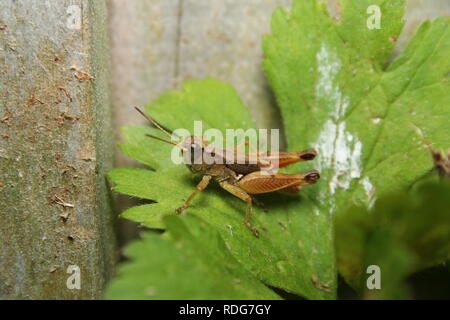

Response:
(371, 118), (381, 124)
(314, 43), (363, 198)
(360, 177), (376, 209)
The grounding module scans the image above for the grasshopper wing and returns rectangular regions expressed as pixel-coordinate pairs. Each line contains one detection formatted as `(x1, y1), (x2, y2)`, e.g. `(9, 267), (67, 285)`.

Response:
(258, 149), (317, 169)
(238, 170), (320, 195)
(226, 149), (317, 174)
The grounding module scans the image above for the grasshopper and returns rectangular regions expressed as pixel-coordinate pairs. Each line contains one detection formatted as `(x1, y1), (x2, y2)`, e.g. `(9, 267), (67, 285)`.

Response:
(136, 107), (320, 237)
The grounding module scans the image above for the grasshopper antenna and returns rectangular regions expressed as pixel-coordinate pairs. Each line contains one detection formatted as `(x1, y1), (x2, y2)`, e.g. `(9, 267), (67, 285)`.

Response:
(135, 107), (178, 139)
(145, 134), (186, 151)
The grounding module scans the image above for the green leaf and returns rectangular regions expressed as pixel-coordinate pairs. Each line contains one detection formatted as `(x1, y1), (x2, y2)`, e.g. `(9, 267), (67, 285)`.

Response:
(335, 181), (450, 299)
(106, 215), (280, 299)
(263, 0), (449, 288)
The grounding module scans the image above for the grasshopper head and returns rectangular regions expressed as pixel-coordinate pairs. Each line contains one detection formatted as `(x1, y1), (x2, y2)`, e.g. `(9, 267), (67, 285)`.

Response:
(134, 108), (213, 170)
(180, 136), (210, 167)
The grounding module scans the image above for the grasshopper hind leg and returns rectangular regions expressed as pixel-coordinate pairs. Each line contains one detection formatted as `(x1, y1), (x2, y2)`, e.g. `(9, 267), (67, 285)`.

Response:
(244, 197), (259, 237)
(219, 181), (260, 237)
(251, 195), (269, 212)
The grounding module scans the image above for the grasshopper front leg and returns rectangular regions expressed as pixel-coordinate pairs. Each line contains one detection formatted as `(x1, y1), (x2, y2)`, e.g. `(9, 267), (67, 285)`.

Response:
(175, 175), (211, 214)
(219, 181), (260, 237)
